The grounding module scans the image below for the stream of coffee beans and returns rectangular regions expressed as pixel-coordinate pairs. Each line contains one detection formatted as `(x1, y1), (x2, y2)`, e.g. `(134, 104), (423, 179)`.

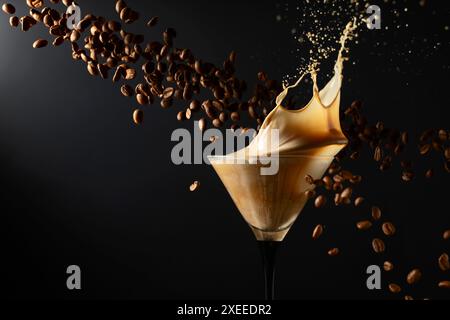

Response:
(1, 0), (448, 299)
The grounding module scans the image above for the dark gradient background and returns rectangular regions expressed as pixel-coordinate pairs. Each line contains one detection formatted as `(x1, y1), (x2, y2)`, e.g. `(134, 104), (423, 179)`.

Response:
(0, 0), (449, 300)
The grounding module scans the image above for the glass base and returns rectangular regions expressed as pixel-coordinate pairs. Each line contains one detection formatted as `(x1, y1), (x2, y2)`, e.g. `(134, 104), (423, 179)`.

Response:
(250, 225), (290, 242)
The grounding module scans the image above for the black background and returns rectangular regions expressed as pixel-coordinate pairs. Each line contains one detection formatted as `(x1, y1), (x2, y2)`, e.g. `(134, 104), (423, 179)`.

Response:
(0, 0), (449, 300)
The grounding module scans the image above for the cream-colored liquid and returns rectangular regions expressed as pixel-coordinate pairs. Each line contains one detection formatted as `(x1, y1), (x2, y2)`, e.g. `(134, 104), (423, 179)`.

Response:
(210, 21), (355, 241)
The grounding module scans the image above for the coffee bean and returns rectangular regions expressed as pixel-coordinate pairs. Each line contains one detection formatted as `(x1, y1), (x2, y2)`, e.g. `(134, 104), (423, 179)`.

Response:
(341, 187), (352, 200)
(305, 190), (316, 199)
(314, 195), (326, 208)
(133, 109), (143, 125)
(438, 281), (450, 289)
(322, 176), (333, 190)
(230, 112), (240, 122)
(87, 62), (98, 76)
(136, 93), (148, 105)
(438, 253), (450, 271)
(9, 16), (19, 27)
(374, 146), (382, 162)
(388, 283), (401, 294)
(70, 29), (80, 42)
(147, 16), (159, 27)
(163, 87), (174, 99)
(327, 248), (339, 257)
(32, 39), (48, 48)
(115, 0), (126, 14)
(406, 269), (422, 285)
(444, 230), (450, 240)
(185, 108), (192, 120)
(177, 111), (186, 121)
(121, 84), (133, 97)
(425, 169), (434, 178)
(419, 144), (431, 156)
(372, 238), (385, 253)
(198, 118), (206, 132)
(312, 224), (323, 240)
(402, 171), (414, 182)
(189, 100), (200, 111)
(382, 222), (396, 236)
(354, 197), (364, 207)
(212, 118), (222, 128)
(404, 295), (414, 300)
(445, 148), (450, 160)
(125, 68), (136, 80)
(189, 181), (200, 192)
(371, 206), (382, 221)
(383, 261), (394, 272)
(113, 65), (125, 82)
(26, 0), (43, 9)
(401, 132), (409, 145)
(438, 129), (448, 141)
(52, 36), (64, 46)
(305, 175), (314, 185)
(160, 98), (172, 108)
(2, 3), (15, 15)
(356, 221), (372, 231)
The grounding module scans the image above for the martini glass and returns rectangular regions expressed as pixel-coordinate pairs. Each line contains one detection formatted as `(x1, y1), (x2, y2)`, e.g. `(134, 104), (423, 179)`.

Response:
(209, 154), (335, 300)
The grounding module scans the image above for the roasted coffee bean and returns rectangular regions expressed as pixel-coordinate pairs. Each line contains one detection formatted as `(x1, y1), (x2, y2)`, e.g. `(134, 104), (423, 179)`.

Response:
(388, 283), (401, 294)
(97, 64), (108, 79)
(120, 84), (133, 97)
(147, 16), (159, 27)
(125, 68), (136, 80)
(354, 197), (364, 207)
(341, 187), (352, 200)
(136, 94), (148, 105)
(401, 132), (409, 145)
(444, 230), (450, 240)
(87, 62), (98, 76)
(26, 0), (43, 9)
(32, 39), (48, 48)
(438, 129), (448, 141)
(372, 206), (382, 221)
(438, 281), (450, 289)
(189, 100), (200, 111)
(113, 65), (125, 82)
(219, 112), (228, 123)
(314, 195), (326, 208)
(62, 0), (73, 6)
(189, 181), (200, 192)
(372, 238), (385, 253)
(52, 36), (64, 46)
(438, 253), (450, 271)
(382, 222), (396, 236)
(212, 118), (222, 128)
(374, 146), (382, 162)
(230, 112), (240, 122)
(404, 295), (414, 300)
(425, 169), (434, 178)
(198, 118), (206, 132)
(445, 148), (450, 160)
(2, 3), (15, 14)
(419, 144), (431, 156)
(305, 175), (314, 185)
(384, 261), (394, 272)
(160, 98), (172, 108)
(305, 190), (316, 199)
(185, 108), (192, 120)
(177, 111), (186, 121)
(406, 269), (422, 285)
(328, 248), (339, 257)
(163, 87), (174, 99)
(9, 16), (19, 27)
(312, 224), (323, 240)
(322, 176), (332, 190)
(356, 221), (372, 231)
(402, 171), (414, 182)
(133, 109), (143, 125)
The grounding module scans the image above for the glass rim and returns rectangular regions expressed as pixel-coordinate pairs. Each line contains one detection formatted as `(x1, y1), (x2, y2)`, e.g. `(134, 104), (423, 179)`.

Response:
(207, 154), (336, 160)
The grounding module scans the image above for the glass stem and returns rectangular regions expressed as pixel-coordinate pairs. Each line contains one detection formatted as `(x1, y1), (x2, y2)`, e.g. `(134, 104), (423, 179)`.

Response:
(258, 241), (280, 301)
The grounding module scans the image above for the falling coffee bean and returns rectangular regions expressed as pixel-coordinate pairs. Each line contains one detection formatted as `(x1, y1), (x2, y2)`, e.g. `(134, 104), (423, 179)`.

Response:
(404, 295), (414, 301)
(121, 84), (133, 97)
(382, 222), (396, 236)
(383, 261), (394, 272)
(189, 181), (200, 192)
(136, 94), (149, 105)
(388, 283), (402, 294)
(198, 118), (206, 132)
(371, 206), (382, 221)
(438, 253), (450, 271)
(443, 229), (450, 240)
(305, 190), (316, 199)
(2, 3), (15, 14)
(372, 238), (385, 253)
(406, 269), (422, 285)
(356, 221), (372, 231)
(328, 248), (339, 257)
(133, 109), (144, 125)
(314, 195), (326, 208)
(147, 16), (159, 27)
(9, 16), (19, 27)
(312, 224), (323, 240)
(32, 39), (48, 48)
(354, 197), (364, 207)
(438, 280), (450, 289)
